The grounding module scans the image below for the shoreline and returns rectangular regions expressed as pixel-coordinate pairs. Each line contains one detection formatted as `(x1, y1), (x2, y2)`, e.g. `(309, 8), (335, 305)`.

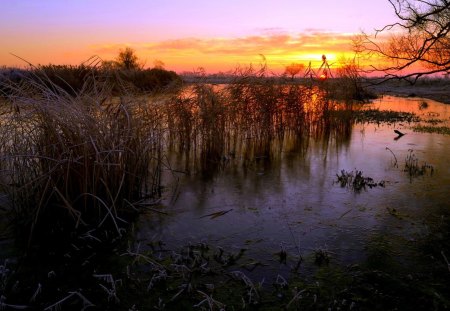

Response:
(366, 81), (450, 104)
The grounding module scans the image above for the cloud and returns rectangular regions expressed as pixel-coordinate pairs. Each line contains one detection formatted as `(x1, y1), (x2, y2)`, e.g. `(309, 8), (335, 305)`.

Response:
(141, 32), (354, 56)
(93, 31), (354, 54)
(90, 31), (358, 72)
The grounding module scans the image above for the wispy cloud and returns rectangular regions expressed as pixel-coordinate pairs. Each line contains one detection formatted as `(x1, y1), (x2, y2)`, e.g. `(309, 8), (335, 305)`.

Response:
(90, 31), (357, 72)
(141, 32), (353, 55)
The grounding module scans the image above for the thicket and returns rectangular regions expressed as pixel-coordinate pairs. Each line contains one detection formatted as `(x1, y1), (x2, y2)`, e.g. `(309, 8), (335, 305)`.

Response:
(0, 63), (181, 97)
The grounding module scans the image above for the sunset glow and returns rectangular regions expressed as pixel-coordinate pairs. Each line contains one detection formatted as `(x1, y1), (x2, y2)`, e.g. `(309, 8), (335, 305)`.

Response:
(0, 0), (400, 73)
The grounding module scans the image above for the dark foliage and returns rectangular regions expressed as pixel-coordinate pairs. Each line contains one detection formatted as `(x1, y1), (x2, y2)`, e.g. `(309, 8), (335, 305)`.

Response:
(0, 65), (181, 96)
(119, 68), (181, 92)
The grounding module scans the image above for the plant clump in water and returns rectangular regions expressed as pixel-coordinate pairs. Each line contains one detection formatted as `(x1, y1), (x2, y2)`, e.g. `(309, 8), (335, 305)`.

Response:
(413, 125), (450, 135)
(404, 149), (434, 178)
(335, 170), (386, 192)
(352, 108), (420, 124)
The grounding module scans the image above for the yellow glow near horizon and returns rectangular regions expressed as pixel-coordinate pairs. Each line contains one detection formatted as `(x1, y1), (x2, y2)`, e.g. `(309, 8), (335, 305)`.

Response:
(0, 31), (392, 75)
(1, 31), (363, 74)
(2, 1), (419, 75)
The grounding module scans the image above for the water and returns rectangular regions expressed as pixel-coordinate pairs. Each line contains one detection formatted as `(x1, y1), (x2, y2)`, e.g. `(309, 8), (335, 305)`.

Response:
(138, 96), (450, 279)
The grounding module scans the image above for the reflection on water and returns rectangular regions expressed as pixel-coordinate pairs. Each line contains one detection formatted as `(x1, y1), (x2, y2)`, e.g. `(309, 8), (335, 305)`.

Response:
(372, 95), (450, 126)
(139, 96), (450, 279)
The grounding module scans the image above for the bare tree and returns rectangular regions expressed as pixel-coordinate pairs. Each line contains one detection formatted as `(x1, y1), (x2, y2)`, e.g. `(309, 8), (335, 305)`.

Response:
(116, 47), (140, 70)
(363, 0), (449, 82)
(285, 63), (305, 80)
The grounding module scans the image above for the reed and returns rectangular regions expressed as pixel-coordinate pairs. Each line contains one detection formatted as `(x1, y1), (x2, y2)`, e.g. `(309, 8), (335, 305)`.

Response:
(164, 64), (357, 177)
(404, 149), (434, 179)
(165, 83), (228, 176)
(0, 62), (369, 245)
(0, 70), (164, 246)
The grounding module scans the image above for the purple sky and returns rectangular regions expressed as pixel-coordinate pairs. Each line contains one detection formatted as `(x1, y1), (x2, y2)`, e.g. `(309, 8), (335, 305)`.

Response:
(0, 0), (398, 71)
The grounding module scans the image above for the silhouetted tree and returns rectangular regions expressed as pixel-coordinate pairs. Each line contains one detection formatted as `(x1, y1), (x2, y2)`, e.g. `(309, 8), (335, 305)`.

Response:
(153, 59), (165, 69)
(285, 63), (305, 80)
(117, 47), (140, 70)
(363, 0), (449, 82)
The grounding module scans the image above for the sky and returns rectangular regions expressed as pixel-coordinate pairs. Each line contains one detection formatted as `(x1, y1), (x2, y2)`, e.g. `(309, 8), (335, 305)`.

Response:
(0, 0), (399, 73)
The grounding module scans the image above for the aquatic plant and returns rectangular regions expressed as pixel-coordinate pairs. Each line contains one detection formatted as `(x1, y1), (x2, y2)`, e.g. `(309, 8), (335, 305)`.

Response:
(352, 108), (420, 124)
(314, 248), (331, 266)
(404, 149), (434, 179)
(385, 147), (399, 168)
(164, 64), (360, 177)
(413, 125), (450, 135)
(335, 169), (385, 192)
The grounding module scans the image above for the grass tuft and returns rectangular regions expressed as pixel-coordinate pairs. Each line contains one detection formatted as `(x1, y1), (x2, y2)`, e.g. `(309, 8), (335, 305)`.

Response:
(0, 71), (165, 247)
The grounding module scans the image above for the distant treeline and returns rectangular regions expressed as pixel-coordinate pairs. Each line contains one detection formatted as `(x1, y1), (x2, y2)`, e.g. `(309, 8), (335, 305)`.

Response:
(0, 64), (182, 96)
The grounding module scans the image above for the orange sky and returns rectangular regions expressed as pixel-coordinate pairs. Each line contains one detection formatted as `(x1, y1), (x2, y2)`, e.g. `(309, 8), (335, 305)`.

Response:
(89, 31), (359, 73)
(0, 1), (398, 74)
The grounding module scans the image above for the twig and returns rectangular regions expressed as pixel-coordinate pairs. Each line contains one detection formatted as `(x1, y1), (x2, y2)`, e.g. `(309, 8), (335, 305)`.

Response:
(199, 209), (233, 219)
(339, 208), (353, 219)
(386, 147), (398, 167)
(441, 251), (450, 272)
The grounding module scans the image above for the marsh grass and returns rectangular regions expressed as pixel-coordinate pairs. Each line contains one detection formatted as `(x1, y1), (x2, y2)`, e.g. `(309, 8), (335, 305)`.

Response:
(165, 65), (359, 177)
(335, 170), (385, 192)
(1, 63), (440, 309)
(404, 149), (434, 179)
(0, 63), (372, 251)
(0, 70), (165, 247)
(352, 108), (420, 124)
(413, 125), (450, 134)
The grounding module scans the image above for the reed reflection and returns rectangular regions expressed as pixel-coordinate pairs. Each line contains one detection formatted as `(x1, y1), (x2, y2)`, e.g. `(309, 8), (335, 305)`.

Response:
(165, 77), (356, 177)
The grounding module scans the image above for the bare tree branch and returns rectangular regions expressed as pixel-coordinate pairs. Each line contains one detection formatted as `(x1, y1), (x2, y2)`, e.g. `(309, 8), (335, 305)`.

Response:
(364, 0), (450, 82)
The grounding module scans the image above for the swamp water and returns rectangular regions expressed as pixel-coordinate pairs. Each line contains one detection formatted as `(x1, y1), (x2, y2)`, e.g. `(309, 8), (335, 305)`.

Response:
(139, 95), (450, 280)
(1, 92), (449, 309)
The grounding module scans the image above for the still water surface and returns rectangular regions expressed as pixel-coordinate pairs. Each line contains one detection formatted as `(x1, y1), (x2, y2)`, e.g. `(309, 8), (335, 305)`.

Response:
(139, 96), (450, 279)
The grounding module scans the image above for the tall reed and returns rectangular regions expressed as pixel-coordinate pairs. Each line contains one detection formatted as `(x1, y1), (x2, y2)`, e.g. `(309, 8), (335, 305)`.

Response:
(0, 71), (164, 246)
(0, 63), (361, 244)
(164, 65), (355, 175)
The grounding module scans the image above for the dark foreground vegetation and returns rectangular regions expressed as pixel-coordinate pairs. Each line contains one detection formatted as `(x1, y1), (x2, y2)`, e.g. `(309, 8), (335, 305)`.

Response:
(0, 62), (449, 310)
(0, 61), (181, 97)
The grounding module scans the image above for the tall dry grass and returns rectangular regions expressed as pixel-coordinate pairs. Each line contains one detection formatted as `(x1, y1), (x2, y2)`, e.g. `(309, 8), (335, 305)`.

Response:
(164, 65), (356, 176)
(0, 63), (362, 246)
(0, 71), (164, 246)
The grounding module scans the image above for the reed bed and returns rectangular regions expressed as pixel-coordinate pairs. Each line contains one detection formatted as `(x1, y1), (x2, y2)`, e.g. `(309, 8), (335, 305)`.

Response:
(0, 63), (380, 246)
(165, 66), (357, 176)
(1, 66), (444, 310)
(0, 72), (165, 246)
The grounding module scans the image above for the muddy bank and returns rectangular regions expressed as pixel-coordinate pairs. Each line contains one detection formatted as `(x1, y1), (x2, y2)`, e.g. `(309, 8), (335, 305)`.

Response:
(366, 79), (450, 104)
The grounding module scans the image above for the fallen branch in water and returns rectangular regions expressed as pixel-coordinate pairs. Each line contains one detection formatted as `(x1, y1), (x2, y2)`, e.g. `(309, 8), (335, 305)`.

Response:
(200, 209), (233, 219)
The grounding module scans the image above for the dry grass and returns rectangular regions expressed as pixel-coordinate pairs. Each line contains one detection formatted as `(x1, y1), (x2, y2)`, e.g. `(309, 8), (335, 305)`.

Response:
(1, 64), (447, 310)
(0, 63), (400, 246)
(0, 71), (165, 245)
(165, 65), (357, 176)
